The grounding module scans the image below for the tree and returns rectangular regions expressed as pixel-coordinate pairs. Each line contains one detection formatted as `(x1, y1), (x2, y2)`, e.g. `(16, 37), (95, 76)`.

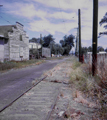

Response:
(99, 12), (107, 36)
(29, 38), (39, 43)
(87, 46), (92, 52)
(49, 41), (55, 54)
(60, 40), (65, 47)
(60, 34), (75, 55)
(97, 46), (104, 53)
(105, 48), (107, 52)
(81, 47), (88, 54)
(49, 42), (64, 55)
(43, 34), (55, 47)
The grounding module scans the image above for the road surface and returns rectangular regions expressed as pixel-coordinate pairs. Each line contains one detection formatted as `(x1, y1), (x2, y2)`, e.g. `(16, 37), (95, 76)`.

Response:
(0, 58), (68, 110)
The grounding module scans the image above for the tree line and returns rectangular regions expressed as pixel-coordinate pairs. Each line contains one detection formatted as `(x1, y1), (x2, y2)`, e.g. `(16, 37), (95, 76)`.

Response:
(29, 34), (75, 57)
(29, 11), (107, 58)
(81, 46), (107, 54)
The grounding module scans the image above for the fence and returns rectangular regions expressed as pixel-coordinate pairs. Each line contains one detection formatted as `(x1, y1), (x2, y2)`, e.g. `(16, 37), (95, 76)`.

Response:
(84, 53), (107, 64)
(84, 53), (107, 86)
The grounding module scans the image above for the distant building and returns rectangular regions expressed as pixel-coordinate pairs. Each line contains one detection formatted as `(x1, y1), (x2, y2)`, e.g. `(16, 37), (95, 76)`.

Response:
(42, 47), (51, 57)
(99, 51), (106, 54)
(29, 42), (42, 59)
(29, 43), (41, 49)
(87, 52), (92, 54)
(29, 42), (51, 58)
(0, 22), (29, 62)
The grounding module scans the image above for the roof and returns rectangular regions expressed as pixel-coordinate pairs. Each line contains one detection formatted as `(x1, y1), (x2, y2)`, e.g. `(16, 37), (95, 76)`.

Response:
(0, 35), (8, 39)
(0, 25), (16, 37)
(0, 22), (24, 37)
(16, 22), (23, 26)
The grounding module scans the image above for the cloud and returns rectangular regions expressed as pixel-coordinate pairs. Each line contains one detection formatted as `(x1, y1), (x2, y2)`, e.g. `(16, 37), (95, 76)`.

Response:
(49, 12), (77, 20)
(33, 0), (92, 10)
(29, 18), (78, 35)
(2, 0), (107, 48)
(4, 2), (47, 19)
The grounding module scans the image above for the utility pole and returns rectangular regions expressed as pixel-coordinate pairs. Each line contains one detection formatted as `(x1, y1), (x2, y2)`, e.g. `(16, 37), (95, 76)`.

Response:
(78, 9), (82, 62)
(40, 34), (42, 57)
(75, 28), (78, 56)
(92, 0), (98, 76)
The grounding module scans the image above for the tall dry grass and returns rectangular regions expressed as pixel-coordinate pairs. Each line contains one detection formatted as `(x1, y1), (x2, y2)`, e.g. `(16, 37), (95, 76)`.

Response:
(69, 57), (107, 119)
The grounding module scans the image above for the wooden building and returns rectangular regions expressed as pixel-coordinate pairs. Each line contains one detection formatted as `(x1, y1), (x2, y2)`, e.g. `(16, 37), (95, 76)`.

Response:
(0, 22), (29, 62)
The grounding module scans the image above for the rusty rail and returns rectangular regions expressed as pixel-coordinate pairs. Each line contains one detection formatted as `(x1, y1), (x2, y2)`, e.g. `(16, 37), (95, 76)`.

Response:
(0, 76), (47, 113)
(45, 88), (60, 120)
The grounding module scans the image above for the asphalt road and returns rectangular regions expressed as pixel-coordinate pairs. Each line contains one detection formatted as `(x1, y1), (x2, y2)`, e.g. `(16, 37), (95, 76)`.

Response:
(0, 58), (68, 110)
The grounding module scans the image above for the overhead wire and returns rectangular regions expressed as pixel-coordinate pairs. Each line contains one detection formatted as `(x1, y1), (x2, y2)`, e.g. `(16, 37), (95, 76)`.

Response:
(0, 16), (12, 24)
(0, 8), (26, 25)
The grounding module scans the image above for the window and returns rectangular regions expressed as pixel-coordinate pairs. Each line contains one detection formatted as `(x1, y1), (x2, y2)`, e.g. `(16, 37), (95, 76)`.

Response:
(20, 34), (22, 41)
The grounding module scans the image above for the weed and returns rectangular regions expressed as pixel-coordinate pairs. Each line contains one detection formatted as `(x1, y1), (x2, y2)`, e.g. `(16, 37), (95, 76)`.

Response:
(71, 61), (81, 70)
(69, 57), (107, 119)
(0, 59), (45, 72)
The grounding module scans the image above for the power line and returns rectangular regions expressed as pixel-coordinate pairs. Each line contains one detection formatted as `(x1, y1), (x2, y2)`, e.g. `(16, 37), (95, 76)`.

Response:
(0, 16), (12, 24)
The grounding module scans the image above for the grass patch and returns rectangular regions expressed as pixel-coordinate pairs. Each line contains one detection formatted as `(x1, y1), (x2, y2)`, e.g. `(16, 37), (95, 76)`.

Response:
(69, 57), (107, 119)
(0, 61), (17, 71)
(72, 61), (81, 70)
(0, 59), (45, 72)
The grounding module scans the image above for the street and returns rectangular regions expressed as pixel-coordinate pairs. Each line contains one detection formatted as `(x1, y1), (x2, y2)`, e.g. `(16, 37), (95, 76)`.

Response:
(0, 58), (68, 110)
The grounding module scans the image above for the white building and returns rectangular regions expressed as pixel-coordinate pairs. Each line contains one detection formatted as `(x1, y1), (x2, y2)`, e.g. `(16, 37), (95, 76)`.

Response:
(0, 22), (29, 62)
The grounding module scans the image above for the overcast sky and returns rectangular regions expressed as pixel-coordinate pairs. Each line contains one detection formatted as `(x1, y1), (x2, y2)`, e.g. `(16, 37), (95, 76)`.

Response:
(0, 0), (107, 51)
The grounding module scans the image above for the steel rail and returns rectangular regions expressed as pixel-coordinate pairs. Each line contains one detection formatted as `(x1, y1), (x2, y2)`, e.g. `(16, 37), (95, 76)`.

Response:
(0, 75), (47, 113)
(45, 88), (60, 120)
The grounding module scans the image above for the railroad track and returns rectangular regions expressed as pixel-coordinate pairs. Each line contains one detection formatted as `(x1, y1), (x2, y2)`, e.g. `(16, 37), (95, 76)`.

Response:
(45, 88), (60, 120)
(0, 75), (61, 120)
(0, 75), (47, 113)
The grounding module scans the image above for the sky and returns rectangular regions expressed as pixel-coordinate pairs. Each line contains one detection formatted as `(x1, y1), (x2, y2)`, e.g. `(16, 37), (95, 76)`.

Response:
(0, 0), (107, 52)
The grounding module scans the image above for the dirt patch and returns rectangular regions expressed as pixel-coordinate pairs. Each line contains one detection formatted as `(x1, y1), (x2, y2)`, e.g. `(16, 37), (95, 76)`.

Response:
(40, 57), (100, 120)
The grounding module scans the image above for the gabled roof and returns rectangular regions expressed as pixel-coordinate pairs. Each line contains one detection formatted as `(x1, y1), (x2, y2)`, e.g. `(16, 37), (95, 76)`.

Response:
(0, 25), (16, 37)
(0, 35), (8, 40)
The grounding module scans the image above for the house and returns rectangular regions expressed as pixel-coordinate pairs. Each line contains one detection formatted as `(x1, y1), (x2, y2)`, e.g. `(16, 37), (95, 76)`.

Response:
(29, 42), (42, 59)
(29, 42), (41, 49)
(29, 42), (51, 58)
(0, 22), (29, 62)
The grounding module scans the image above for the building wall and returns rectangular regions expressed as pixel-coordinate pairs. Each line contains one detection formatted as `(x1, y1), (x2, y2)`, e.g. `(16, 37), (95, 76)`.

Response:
(8, 23), (29, 61)
(4, 39), (9, 61)
(42, 47), (51, 57)
(0, 39), (4, 62)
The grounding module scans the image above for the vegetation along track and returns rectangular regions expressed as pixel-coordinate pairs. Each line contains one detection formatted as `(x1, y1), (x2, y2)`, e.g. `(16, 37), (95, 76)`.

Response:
(0, 75), (47, 113)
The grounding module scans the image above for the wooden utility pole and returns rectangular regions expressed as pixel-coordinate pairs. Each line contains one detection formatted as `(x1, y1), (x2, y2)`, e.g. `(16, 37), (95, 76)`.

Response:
(92, 0), (98, 76)
(75, 28), (78, 56)
(40, 34), (42, 57)
(78, 9), (82, 62)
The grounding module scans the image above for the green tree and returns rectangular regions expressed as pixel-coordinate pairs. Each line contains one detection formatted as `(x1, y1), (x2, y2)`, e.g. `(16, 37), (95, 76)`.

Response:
(60, 34), (75, 55)
(99, 12), (107, 36)
(81, 47), (88, 54)
(97, 46), (104, 53)
(43, 34), (55, 47)
(87, 46), (92, 52)
(29, 38), (39, 43)
(105, 48), (107, 52)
